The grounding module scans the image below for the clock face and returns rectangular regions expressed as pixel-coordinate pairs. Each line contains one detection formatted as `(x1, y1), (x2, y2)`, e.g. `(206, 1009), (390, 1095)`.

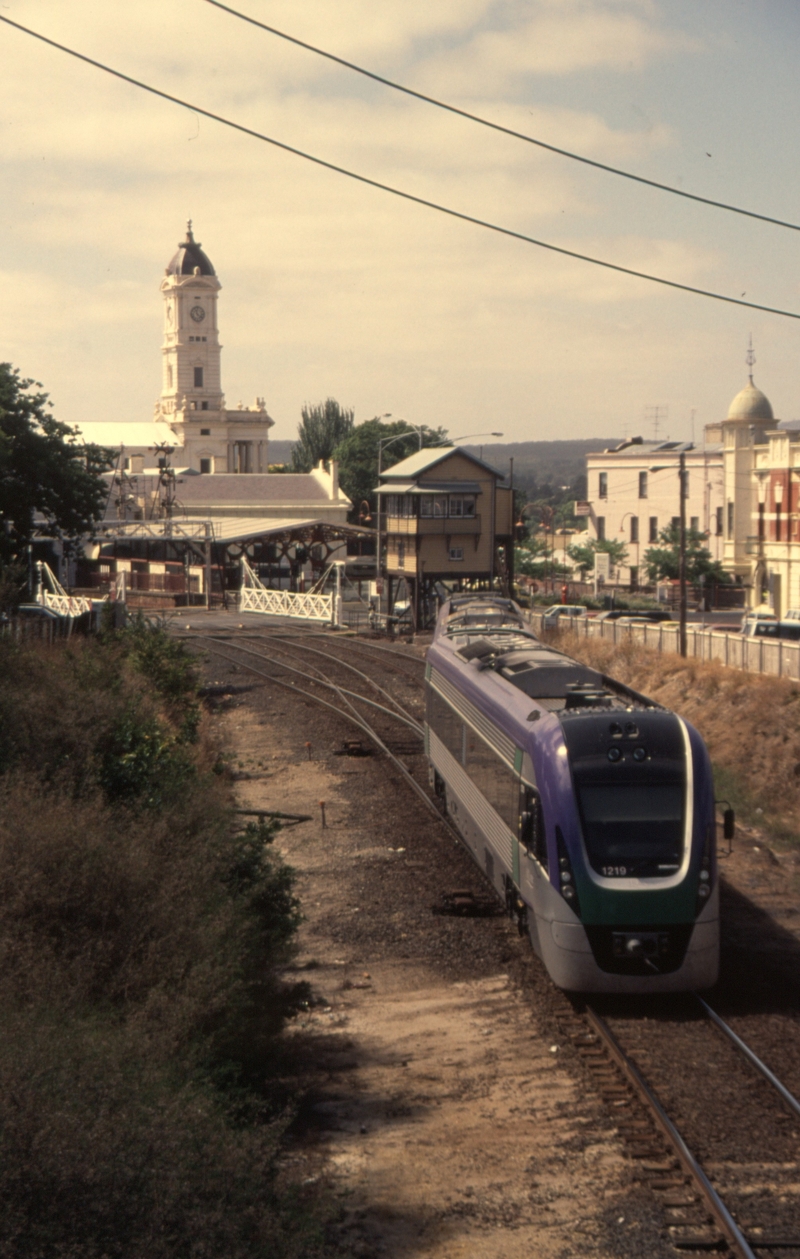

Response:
(190, 305), (206, 323)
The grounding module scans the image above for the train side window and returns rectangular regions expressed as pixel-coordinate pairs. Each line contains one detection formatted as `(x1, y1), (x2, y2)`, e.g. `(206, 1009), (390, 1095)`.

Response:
(520, 786), (548, 871)
(426, 686), (465, 764)
(465, 730), (519, 831)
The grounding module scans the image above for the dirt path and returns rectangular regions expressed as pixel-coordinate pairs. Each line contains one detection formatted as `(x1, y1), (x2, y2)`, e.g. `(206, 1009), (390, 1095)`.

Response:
(201, 652), (672, 1259)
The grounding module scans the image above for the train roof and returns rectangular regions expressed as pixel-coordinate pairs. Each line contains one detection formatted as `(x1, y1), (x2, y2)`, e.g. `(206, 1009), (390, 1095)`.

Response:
(432, 594), (661, 715)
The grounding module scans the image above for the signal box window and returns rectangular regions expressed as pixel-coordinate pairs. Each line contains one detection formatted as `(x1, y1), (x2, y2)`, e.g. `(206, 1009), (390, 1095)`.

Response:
(448, 495), (476, 518)
(638, 471), (648, 499)
(598, 472), (608, 499)
(194, 367), (203, 388)
(649, 517), (658, 542)
(419, 494), (448, 517)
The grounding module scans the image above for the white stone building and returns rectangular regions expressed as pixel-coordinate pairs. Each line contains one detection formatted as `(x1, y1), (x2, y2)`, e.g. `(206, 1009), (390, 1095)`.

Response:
(584, 438), (724, 588)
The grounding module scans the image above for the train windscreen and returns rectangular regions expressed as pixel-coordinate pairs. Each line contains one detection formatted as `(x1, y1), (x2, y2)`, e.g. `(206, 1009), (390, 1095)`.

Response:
(576, 782), (684, 878)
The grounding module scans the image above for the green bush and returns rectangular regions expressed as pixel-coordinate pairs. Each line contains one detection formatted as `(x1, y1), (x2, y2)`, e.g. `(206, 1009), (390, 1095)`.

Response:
(0, 629), (318, 1258)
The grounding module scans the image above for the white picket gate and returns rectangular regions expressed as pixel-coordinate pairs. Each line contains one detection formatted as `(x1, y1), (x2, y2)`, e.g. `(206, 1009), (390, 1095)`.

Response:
(35, 563), (93, 617)
(238, 556), (340, 624)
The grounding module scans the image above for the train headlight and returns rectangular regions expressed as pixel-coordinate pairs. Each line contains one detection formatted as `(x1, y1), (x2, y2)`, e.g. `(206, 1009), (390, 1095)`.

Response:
(607, 747), (622, 762)
(560, 870), (572, 884)
(697, 883), (711, 900)
(699, 869), (710, 882)
(561, 884), (577, 901)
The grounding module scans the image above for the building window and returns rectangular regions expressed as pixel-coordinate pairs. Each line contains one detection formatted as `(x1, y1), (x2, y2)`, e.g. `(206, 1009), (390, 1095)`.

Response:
(449, 547), (464, 561)
(596, 517), (605, 541)
(598, 472), (608, 499)
(201, 401), (209, 411)
(448, 495), (476, 518)
(194, 367), (203, 388)
(418, 494), (448, 517)
(629, 566), (639, 590)
(200, 428), (211, 436)
(727, 501), (734, 537)
(630, 516), (639, 543)
(397, 539), (405, 565)
(672, 516), (680, 531)
(715, 506), (723, 536)
(683, 469), (690, 498)
(167, 366), (173, 388)
(387, 495), (415, 518)
(690, 516), (699, 532)
(649, 516), (658, 542)
(200, 458), (211, 474)
(638, 471), (648, 499)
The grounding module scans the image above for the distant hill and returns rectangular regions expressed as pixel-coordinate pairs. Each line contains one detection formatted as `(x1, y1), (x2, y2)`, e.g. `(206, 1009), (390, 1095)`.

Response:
(268, 440), (295, 465)
(462, 440), (620, 495)
(268, 436), (620, 495)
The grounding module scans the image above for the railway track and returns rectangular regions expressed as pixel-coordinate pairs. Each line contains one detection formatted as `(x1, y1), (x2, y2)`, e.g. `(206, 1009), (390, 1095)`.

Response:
(179, 619), (800, 1259)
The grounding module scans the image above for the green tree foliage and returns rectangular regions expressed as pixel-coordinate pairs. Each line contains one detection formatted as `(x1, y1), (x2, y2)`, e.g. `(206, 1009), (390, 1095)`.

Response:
(567, 536), (629, 579)
(643, 522), (730, 584)
(333, 418), (448, 518)
(290, 397), (354, 472)
(514, 535), (571, 581)
(0, 363), (113, 568)
(0, 626), (317, 1257)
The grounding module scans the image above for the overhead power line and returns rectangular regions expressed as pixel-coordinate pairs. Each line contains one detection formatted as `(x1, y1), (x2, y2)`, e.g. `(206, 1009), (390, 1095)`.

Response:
(205, 0), (800, 235)
(1, 14), (798, 321)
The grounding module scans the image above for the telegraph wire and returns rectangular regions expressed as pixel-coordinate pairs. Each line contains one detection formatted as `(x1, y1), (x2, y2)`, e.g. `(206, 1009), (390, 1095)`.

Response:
(2, 13), (799, 321)
(204, 0), (800, 235)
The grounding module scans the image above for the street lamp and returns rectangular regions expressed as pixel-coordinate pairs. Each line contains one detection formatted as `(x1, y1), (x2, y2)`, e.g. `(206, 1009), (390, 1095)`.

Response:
(650, 446), (693, 657)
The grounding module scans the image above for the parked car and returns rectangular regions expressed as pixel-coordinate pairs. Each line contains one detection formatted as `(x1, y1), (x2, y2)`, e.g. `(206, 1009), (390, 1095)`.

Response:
(742, 619), (800, 640)
(541, 604), (588, 628)
(595, 608), (673, 623)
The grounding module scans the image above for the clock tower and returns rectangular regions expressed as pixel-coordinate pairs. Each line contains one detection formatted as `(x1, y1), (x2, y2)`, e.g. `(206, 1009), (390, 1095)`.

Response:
(154, 223), (273, 473)
(159, 221), (222, 417)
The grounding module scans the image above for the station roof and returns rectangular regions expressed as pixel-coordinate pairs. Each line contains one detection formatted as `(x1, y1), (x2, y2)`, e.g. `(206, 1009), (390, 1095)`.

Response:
(380, 446), (505, 480)
(96, 517), (371, 545)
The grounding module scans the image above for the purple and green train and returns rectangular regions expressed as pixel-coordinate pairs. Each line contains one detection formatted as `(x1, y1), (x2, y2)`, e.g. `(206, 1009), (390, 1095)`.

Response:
(425, 593), (728, 993)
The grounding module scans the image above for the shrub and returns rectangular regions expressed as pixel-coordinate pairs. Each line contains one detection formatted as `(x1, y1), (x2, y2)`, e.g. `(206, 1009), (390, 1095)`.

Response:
(0, 628), (316, 1257)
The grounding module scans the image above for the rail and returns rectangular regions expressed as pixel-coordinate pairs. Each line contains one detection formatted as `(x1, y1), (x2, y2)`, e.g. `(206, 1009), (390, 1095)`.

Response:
(585, 1005), (759, 1259)
(530, 610), (800, 681)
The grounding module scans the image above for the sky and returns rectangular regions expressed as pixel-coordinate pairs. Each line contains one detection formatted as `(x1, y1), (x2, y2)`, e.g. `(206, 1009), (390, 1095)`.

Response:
(2, 0), (800, 446)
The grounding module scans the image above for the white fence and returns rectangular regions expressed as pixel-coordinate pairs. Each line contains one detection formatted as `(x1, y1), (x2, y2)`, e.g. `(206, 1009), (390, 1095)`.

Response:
(239, 557), (337, 624)
(530, 612), (800, 682)
(36, 563), (93, 617)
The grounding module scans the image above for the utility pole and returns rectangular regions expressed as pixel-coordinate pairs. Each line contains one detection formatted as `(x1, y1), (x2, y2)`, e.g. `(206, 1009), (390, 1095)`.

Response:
(679, 450), (687, 658)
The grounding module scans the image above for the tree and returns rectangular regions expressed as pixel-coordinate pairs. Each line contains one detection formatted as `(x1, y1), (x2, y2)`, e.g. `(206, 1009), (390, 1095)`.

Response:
(333, 418), (448, 518)
(0, 363), (113, 572)
(515, 535), (571, 582)
(567, 537), (628, 580)
(643, 523), (730, 584)
(290, 398), (354, 472)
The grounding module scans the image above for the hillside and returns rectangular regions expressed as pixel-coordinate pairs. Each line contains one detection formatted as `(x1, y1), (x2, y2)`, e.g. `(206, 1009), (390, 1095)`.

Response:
(270, 437), (620, 494)
(463, 439), (619, 494)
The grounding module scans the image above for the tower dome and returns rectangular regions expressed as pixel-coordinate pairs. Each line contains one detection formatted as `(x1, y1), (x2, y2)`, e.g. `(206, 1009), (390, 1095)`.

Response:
(726, 337), (774, 424)
(166, 221), (215, 276)
(726, 379), (774, 424)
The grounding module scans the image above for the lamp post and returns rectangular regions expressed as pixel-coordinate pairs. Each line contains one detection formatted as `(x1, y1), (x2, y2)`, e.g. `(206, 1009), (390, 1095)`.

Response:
(651, 448), (692, 657)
